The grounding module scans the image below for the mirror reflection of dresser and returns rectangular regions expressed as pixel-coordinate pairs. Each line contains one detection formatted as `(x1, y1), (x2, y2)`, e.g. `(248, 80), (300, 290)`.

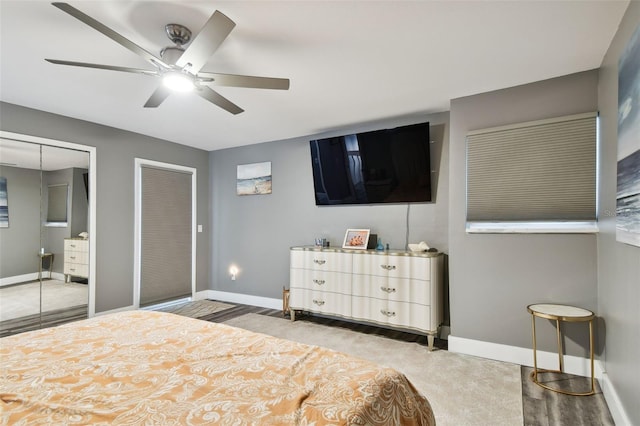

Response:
(64, 238), (89, 283)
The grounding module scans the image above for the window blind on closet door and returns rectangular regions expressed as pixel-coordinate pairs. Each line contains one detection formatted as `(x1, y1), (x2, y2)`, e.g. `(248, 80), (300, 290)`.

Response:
(140, 166), (192, 307)
(466, 112), (597, 222)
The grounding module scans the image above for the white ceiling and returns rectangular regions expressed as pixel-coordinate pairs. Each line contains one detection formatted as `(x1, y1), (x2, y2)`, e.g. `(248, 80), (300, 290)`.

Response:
(0, 1), (629, 152)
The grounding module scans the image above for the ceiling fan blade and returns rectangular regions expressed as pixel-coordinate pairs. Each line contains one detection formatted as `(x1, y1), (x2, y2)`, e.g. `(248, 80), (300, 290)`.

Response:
(144, 85), (172, 108)
(198, 72), (290, 90)
(175, 10), (235, 73)
(196, 86), (244, 115)
(46, 59), (159, 76)
(52, 2), (169, 69)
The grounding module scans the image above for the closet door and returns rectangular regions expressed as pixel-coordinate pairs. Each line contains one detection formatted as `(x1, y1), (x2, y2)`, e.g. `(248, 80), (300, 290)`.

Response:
(0, 139), (91, 337)
(41, 145), (90, 324)
(0, 142), (43, 336)
(139, 164), (194, 307)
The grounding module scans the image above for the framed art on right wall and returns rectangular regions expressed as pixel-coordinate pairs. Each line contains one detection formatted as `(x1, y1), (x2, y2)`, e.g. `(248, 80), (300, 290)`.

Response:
(617, 24), (640, 247)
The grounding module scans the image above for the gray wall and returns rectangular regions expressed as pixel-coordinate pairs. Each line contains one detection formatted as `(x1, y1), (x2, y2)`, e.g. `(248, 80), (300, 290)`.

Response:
(597, 2), (640, 424)
(448, 70), (600, 356)
(0, 102), (210, 313)
(210, 112), (449, 299)
(0, 165), (89, 278)
(0, 166), (40, 278)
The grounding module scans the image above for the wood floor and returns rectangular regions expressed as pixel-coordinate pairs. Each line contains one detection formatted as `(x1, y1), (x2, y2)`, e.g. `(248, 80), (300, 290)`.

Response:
(202, 301), (614, 426)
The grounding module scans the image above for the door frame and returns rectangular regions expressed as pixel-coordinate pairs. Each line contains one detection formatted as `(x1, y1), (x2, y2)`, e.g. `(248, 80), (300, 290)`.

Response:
(0, 131), (97, 317)
(133, 158), (197, 308)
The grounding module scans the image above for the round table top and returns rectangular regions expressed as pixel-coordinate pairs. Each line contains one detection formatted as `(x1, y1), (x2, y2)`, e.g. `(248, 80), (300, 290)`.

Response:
(527, 303), (594, 321)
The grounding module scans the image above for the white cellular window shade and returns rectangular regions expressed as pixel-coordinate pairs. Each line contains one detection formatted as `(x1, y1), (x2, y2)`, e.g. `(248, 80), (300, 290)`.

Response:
(466, 112), (597, 232)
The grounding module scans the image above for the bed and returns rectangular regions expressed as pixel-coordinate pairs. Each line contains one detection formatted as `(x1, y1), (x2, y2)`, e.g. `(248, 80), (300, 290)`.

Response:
(1, 310), (435, 425)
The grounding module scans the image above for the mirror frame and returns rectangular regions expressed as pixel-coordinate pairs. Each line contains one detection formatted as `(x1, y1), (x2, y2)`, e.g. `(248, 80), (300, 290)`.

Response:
(0, 131), (97, 317)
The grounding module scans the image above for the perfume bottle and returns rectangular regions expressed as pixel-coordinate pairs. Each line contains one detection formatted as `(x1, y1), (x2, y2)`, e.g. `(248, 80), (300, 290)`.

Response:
(376, 238), (384, 251)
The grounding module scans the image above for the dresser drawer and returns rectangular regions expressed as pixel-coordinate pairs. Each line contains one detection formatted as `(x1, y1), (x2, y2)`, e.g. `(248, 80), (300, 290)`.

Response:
(353, 254), (422, 279)
(64, 239), (88, 253)
(64, 262), (88, 278)
(375, 277), (430, 305)
(303, 251), (353, 273)
(382, 300), (431, 331)
(290, 269), (351, 294)
(352, 276), (430, 305)
(352, 296), (432, 332)
(289, 288), (351, 318)
(64, 250), (88, 264)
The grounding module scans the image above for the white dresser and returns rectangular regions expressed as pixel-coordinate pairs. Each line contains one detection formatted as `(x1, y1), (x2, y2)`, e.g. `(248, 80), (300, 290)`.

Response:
(64, 238), (89, 282)
(289, 247), (444, 350)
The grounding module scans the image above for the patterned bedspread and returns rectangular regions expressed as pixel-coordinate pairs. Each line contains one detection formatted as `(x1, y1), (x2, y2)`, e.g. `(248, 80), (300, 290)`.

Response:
(1, 310), (435, 425)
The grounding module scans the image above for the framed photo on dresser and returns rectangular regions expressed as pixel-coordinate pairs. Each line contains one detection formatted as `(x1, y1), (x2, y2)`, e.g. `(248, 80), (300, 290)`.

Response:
(342, 229), (370, 249)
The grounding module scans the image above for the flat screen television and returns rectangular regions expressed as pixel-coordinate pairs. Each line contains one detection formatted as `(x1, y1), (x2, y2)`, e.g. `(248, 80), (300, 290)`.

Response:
(309, 122), (431, 205)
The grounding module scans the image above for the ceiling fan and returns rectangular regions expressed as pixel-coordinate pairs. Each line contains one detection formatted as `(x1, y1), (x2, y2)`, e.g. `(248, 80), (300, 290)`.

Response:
(45, 2), (290, 114)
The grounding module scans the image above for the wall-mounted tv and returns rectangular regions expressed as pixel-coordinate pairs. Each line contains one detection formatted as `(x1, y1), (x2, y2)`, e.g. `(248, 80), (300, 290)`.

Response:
(309, 122), (431, 205)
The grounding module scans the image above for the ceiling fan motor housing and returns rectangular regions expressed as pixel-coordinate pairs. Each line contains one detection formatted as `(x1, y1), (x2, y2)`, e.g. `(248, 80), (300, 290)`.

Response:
(165, 23), (192, 46)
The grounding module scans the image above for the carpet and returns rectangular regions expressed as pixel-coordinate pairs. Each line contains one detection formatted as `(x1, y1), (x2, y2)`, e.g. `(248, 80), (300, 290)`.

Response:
(155, 299), (234, 319)
(223, 313), (523, 426)
(0, 280), (88, 322)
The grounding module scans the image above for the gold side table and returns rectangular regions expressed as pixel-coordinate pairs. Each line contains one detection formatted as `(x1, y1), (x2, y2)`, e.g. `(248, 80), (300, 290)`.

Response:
(527, 303), (595, 396)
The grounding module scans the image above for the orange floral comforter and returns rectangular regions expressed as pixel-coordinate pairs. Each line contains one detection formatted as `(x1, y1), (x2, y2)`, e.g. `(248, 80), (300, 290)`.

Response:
(1, 310), (434, 425)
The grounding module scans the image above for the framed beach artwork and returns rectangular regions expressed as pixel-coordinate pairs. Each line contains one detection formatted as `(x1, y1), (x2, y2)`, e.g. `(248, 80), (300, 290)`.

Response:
(0, 177), (8, 228)
(237, 162), (272, 196)
(617, 24), (640, 247)
(342, 229), (370, 250)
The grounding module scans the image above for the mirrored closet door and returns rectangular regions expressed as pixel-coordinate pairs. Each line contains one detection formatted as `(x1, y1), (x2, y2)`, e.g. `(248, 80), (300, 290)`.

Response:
(0, 138), (91, 336)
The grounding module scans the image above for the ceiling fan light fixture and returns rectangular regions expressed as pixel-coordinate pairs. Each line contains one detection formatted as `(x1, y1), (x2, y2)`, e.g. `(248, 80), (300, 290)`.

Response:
(163, 71), (195, 92)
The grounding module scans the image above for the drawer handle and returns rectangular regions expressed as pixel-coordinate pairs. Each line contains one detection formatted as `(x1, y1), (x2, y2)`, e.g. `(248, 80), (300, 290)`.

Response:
(70, 256), (76, 260)
(69, 268), (76, 272)
(313, 279), (325, 285)
(313, 259), (326, 265)
(312, 299), (325, 306)
(380, 264), (396, 271)
(70, 244), (76, 248)
(380, 286), (396, 293)
(380, 309), (396, 317)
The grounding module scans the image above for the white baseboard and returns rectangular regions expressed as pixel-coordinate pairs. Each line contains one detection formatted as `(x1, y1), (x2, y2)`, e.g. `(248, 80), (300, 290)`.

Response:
(199, 289), (282, 310)
(0, 273), (38, 287)
(51, 272), (65, 281)
(0, 272), (70, 287)
(448, 335), (604, 378)
(94, 305), (135, 316)
(193, 290), (212, 301)
(600, 371), (632, 426)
